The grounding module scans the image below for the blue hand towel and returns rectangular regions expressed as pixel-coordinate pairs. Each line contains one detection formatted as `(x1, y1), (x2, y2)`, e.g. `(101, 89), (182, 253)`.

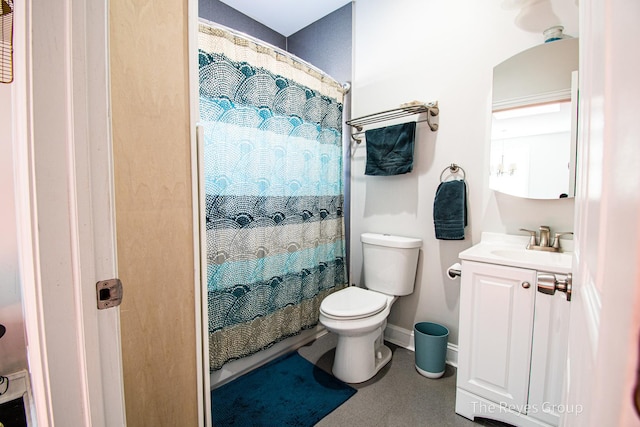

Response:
(433, 180), (467, 240)
(364, 122), (416, 176)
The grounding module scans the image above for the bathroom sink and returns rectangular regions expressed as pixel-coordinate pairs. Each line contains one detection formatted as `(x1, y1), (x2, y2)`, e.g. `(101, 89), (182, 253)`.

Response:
(458, 232), (573, 273)
(490, 249), (571, 269)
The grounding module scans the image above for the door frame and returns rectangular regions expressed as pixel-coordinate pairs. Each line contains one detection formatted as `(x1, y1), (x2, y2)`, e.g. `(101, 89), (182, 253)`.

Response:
(13, 0), (126, 425)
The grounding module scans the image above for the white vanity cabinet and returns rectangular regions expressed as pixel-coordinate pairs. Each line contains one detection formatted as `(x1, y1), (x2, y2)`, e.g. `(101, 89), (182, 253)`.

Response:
(455, 258), (571, 427)
(456, 261), (536, 412)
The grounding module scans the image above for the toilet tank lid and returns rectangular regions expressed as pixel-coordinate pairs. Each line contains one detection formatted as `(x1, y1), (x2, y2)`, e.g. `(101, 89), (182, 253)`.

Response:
(361, 233), (422, 248)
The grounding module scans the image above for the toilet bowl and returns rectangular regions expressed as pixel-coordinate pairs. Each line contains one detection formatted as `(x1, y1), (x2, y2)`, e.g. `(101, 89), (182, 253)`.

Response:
(319, 233), (422, 383)
(319, 286), (398, 383)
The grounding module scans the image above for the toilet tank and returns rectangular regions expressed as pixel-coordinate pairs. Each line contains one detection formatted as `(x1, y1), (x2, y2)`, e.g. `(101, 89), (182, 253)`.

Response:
(361, 233), (422, 296)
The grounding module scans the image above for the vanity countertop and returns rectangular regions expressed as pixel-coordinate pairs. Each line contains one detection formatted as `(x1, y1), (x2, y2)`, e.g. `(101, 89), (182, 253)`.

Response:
(459, 232), (572, 274)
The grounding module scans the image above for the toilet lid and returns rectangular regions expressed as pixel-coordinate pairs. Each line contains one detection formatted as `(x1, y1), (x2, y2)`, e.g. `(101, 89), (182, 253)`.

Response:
(321, 286), (388, 320)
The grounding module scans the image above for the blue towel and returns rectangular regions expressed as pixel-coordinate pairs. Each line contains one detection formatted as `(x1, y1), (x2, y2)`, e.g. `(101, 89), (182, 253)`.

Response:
(364, 122), (416, 176)
(433, 179), (467, 240)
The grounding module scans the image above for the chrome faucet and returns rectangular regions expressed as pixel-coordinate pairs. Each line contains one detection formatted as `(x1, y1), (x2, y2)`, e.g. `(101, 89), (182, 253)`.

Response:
(519, 226), (573, 252)
(538, 226), (550, 248)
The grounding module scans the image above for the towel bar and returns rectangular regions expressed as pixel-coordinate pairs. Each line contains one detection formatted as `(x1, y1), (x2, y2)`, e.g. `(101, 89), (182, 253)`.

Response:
(346, 101), (439, 143)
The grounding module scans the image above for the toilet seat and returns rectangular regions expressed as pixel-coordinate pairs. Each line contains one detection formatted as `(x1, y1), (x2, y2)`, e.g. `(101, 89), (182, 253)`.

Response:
(320, 286), (388, 320)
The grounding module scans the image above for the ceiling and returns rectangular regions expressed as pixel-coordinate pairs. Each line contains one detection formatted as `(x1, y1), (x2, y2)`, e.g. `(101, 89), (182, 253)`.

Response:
(220, 0), (352, 37)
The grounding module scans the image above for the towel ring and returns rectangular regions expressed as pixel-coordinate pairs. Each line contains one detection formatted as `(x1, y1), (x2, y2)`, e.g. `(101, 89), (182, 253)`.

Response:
(440, 163), (466, 182)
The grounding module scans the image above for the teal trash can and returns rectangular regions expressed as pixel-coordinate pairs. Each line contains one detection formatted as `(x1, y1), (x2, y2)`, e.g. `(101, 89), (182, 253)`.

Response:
(414, 322), (449, 378)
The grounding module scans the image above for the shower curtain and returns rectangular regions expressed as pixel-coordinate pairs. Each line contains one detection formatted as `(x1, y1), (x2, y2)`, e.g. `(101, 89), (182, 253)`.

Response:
(198, 23), (348, 370)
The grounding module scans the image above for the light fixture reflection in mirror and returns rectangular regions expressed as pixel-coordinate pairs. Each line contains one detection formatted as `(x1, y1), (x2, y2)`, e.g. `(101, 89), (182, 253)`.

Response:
(490, 100), (573, 199)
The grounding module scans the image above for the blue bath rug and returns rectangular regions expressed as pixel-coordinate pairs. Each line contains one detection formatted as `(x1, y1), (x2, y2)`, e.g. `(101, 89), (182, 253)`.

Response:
(211, 352), (357, 426)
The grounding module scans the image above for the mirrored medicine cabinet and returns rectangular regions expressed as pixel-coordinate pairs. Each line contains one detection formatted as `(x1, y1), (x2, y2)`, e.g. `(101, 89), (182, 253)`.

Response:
(490, 37), (579, 199)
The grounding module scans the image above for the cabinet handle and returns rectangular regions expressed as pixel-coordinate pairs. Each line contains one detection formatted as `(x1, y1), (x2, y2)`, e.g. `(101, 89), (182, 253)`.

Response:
(522, 281), (531, 289)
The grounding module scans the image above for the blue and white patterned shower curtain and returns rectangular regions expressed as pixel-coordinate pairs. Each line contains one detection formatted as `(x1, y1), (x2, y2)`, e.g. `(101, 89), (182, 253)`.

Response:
(198, 24), (347, 370)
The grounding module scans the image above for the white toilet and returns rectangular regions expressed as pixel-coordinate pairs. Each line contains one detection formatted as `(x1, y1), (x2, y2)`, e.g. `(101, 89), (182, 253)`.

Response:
(319, 232), (422, 383)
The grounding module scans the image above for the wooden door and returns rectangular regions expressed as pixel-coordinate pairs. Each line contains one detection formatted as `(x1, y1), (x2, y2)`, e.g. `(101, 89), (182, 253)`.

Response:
(563, 0), (640, 425)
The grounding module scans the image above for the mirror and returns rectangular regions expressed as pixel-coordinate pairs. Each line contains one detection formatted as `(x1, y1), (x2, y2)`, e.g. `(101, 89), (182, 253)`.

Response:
(490, 37), (578, 199)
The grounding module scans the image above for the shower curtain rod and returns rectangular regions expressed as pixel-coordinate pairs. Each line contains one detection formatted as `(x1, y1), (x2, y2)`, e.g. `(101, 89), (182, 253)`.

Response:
(198, 18), (350, 94)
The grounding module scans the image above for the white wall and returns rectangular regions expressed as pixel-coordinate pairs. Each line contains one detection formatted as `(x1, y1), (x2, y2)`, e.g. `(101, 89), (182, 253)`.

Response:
(350, 0), (578, 343)
(0, 84), (27, 373)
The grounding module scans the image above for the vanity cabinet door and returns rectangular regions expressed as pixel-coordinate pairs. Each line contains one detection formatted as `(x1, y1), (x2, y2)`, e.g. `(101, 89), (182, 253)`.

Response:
(457, 261), (537, 410)
(528, 287), (571, 425)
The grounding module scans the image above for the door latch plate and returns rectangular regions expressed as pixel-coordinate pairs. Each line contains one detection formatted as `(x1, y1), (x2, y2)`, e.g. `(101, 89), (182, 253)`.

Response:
(96, 278), (123, 309)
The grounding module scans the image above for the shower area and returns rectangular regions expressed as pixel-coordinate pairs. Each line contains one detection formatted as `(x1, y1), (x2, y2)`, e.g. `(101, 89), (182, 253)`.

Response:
(197, 3), (353, 386)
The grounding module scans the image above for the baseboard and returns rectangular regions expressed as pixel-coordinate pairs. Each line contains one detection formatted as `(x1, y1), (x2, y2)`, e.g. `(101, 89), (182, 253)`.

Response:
(384, 323), (458, 368)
